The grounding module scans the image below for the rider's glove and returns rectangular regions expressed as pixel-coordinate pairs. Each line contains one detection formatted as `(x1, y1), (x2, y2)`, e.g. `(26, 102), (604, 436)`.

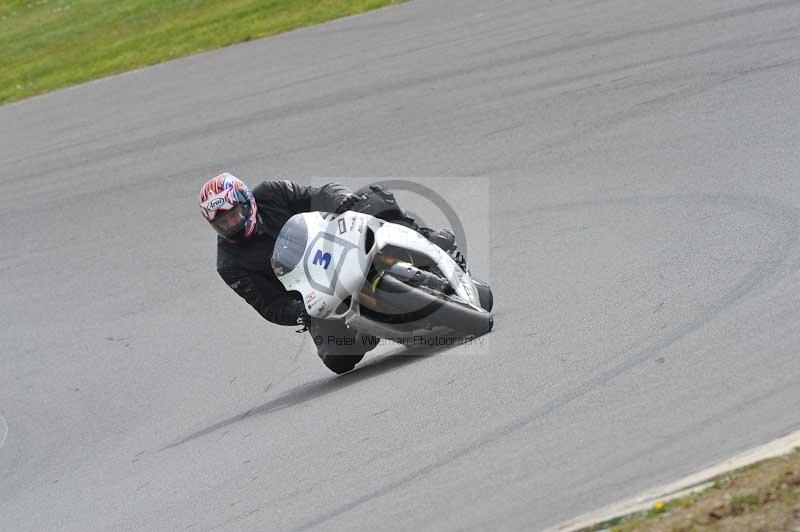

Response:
(295, 313), (310, 334)
(282, 297), (309, 332)
(334, 193), (360, 215)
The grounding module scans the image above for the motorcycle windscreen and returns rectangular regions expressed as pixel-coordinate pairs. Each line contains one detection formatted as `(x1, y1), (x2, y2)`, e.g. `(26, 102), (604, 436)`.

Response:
(271, 215), (308, 277)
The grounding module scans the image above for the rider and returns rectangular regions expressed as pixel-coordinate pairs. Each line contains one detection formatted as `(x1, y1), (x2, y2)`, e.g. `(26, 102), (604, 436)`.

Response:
(199, 173), (463, 373)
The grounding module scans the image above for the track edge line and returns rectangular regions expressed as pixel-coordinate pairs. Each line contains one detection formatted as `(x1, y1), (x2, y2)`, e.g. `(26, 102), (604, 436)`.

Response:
(547, 428), (800, 532)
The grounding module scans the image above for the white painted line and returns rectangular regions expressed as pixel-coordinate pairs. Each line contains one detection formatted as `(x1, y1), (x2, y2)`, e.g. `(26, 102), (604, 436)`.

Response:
(548, 429), (800, 532)
(0, 414), (8, 452)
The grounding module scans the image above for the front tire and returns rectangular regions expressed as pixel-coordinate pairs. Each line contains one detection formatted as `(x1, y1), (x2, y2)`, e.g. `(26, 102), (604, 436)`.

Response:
(307, 318), (369, 374)
(319, 353), (366, 375)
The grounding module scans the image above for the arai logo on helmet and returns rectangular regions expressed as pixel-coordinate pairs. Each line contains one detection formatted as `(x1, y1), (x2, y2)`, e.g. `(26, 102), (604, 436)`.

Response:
(207, 197), (226, 210)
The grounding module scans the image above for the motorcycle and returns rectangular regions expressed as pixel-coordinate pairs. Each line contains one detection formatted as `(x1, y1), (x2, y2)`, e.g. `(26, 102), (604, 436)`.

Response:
(271, 208), (494, 365)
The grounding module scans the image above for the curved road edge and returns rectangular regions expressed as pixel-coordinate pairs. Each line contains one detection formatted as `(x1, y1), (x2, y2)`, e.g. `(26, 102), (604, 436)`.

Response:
(549, 428), (800, 532)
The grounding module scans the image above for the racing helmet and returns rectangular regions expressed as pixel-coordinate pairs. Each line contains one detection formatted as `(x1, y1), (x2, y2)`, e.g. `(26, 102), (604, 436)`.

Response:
(199, 173), (258, 240)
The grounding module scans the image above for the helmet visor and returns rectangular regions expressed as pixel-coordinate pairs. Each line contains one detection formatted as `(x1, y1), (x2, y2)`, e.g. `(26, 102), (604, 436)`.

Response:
(271, 214), (308, 277)
(209, 202), (249, 237)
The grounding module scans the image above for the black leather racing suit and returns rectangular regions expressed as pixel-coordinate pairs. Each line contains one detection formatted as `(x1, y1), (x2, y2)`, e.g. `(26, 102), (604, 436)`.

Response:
(216, 180), (379, 364)
(216, 180), (459, 368)
(216, 180), (350, 325)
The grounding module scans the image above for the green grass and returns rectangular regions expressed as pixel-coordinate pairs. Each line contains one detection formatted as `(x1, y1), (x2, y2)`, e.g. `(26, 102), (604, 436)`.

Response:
(0, 0), (404, 105)
(601, 448), (800, 531)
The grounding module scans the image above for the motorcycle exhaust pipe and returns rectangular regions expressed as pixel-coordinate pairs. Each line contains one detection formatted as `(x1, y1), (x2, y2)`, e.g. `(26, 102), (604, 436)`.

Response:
(372, 254), (450, 293)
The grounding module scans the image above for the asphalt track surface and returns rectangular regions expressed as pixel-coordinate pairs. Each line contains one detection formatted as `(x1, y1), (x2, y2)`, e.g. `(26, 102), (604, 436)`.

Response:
(2, 0), (800, 530)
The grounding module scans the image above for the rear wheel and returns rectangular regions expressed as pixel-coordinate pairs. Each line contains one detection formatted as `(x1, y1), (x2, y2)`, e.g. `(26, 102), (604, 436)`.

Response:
(472, 276), (494, 312)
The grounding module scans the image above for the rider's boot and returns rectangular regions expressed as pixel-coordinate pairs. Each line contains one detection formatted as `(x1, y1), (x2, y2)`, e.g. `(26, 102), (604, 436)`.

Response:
(418, 227), (468, 271)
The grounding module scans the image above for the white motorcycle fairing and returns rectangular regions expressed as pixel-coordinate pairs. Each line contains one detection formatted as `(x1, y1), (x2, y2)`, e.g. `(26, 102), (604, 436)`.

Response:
(272, 212), (483, 324)
(272, 211), (493, 342)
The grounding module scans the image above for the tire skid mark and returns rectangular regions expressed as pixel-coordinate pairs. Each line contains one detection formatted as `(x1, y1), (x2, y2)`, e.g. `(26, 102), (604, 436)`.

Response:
(7, 0), (799, 182)
(289, 193), (800, 532)
(0, 413), (8, 452)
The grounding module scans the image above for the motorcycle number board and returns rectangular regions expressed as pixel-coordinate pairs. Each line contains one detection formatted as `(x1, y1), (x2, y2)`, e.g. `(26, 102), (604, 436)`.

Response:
(304, 231), (357, 296)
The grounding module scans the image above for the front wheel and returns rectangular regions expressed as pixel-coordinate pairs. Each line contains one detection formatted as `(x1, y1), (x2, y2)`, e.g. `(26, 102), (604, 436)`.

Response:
(319, 353), (366, 375)
(307, 318), (369, 374)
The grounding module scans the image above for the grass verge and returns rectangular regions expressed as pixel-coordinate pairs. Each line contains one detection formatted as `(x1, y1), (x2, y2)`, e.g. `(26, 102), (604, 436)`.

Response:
(0, 0), (405, 105)
(587, 448), (800, 531)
